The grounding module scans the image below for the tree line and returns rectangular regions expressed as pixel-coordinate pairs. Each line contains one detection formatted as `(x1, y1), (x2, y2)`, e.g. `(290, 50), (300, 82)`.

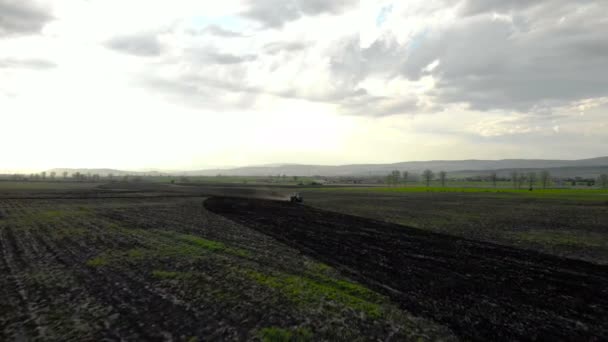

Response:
(8, 172), (145, 183)
(385, 169), (608, 189)
(385, 169), (447, 187)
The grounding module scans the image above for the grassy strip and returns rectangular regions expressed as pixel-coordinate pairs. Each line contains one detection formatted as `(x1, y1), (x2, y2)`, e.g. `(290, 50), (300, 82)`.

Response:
(245, 269), (384, 319)
(86, 228), (249, 267)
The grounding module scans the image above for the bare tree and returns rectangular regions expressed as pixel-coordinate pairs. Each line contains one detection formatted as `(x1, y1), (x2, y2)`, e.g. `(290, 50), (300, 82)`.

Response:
(392, 170), (401, 186)
(41, 172), (46, 180)
(511, 171), (518, 189)
(422, 169), (434, 187)
(438, 171), (447, 187)
(599, 174), (608, 189)
(517, 173), (526, 189)
(50, 171), (56, 180)
(490, 171), (498, 187)
(540, 170), (551, 189)
(527, 172), (537, 189)
(73, 172), (81, 181)
(386, 170), (401, 186)
(402, 171), (408, 186)
(385, 173), (392, 186)
(63, 171), (68, 180)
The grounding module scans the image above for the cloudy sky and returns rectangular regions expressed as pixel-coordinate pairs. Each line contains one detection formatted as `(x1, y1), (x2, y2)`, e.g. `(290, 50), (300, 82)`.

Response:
(1, 0), (607, 172)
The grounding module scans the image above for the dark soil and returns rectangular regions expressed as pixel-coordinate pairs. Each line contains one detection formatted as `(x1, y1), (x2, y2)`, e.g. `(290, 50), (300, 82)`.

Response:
(301, 190), (608, 264)
(205, 197), (608, 341)
(0, 196), (453, 341)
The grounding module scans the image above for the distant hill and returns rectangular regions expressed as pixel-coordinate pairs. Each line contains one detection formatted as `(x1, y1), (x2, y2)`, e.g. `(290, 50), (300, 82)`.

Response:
(46, 157), (608, 178)
(183, 157), (608, 177)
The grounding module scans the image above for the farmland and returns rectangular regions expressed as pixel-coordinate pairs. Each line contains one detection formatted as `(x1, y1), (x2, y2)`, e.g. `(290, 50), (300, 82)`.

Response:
(303, 187), (608, 264)
(1, 181), (607, 340)
(0, 189), (452, 341)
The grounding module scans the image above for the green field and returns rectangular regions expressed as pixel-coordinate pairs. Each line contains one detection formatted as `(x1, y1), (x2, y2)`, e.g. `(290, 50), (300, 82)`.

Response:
(312, 186), (608, 201)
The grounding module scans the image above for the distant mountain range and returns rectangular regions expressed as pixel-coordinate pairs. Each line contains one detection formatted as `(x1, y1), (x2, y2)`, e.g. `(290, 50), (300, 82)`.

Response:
(46, 157), (608, 178)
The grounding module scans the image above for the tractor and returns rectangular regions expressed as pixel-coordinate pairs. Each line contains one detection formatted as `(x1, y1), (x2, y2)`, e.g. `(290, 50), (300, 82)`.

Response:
(289, 192), (303, 203)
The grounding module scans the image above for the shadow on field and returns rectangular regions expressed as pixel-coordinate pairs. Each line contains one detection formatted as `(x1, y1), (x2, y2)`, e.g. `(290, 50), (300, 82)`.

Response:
(204, 196), (608, 341)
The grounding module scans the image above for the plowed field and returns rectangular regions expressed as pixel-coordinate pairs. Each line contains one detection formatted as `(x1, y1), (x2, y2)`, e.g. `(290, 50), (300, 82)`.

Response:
(205, 197), (608, 341)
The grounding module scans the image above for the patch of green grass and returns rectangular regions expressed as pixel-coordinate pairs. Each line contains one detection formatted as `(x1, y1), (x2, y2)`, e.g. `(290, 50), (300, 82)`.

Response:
(86, 256), (109, 267)
(307, 261), (332, 275)
(246, 270), (383, 318)
(256, 327), (313, 342)
(226, 247), (251, 258)
(180, 234), (226, 251)
(172, 232), (250, 257)
(84, 228), (250, 267)
(126, 248), (147, 259)
(31, 210), (71, 222)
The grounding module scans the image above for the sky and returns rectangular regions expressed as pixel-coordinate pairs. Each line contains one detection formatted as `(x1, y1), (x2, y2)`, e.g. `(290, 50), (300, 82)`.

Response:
(1, 0), (607, 172)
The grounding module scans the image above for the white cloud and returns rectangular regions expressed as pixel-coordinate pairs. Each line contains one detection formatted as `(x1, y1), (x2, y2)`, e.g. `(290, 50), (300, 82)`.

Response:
(1, 0), (607, 171)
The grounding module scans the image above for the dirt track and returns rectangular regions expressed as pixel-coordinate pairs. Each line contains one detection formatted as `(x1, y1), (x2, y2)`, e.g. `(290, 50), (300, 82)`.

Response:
(205, 197), (608, 341)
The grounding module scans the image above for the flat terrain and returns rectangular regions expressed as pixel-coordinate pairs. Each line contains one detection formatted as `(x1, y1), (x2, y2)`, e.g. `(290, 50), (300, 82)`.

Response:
(303, 188), (608, 264)
(0, 194), (451, 341)
(1, 182), (607, 341)
(206, 197), (608, 341)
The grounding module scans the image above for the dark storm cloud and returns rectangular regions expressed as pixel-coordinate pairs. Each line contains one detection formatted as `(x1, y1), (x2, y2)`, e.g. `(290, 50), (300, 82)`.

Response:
(296, 0), (608, 115)
(399, 0), (608, 112)
(0, 0), (53, 37)
(0, 58), (56, 69)
(135, 0), (608, 118)
(459, 0), (537, 16)
(243, 0), (357, 28)
(105, 33), (163, 57)
(458, 0), (596, 16)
